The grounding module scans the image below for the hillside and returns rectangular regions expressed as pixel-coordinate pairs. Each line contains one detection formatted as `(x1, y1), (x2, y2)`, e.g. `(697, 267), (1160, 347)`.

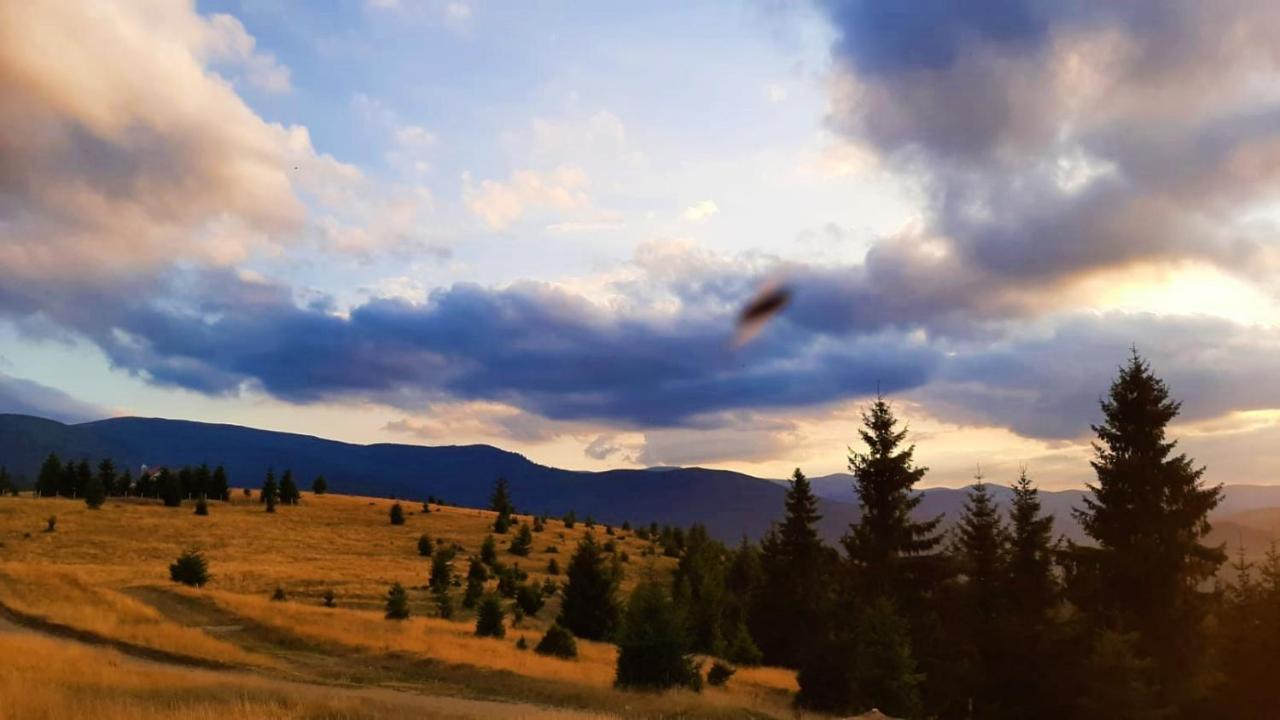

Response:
(0, 491), (797, 718)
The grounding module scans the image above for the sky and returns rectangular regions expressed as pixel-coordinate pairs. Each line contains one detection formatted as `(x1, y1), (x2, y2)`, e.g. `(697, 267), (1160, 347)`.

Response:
(3, 0), (1280, 489)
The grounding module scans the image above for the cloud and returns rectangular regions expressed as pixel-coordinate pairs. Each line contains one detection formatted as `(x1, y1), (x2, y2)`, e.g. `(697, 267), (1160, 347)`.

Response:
(0, 372), (108, 424)
(463, 167), (591, 230)
(681, 200), (720, 223)
(810, 0), (1280, 335)
(584, 434), (625, 461)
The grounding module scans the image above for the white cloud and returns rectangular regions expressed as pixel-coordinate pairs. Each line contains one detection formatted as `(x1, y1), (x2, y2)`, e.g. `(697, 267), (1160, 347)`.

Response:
(681, 200), (720, 223)
(463, 167), (591, 230)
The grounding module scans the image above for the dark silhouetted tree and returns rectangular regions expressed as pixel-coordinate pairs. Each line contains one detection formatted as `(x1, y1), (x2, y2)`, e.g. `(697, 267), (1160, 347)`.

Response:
(418, 533), (434, 557)
(279, 469), (300, 505)
(480, 534), (497, 566)
(36, 453), (60, 497)
(429, 546), (454, 594)
(475, 595), (505, 638)
(96, 458), (116, 497)
(948, 477), (1008, 718)
(114, 468), (133, 497)
(389, 501), (405, 525)
(261, 469), (279, 511)
(158, 468), (182, 507)
(385, 582), (410, 619)
(312, 474), (327, 495)
(1069, 351), (1223, 711)
(509, 522), (533, 556)
(559, 533), (620, 641)
(463, 556), (488, 609)
(615, 581), (700, 691)
(210, 465), (229, 500)
(516, 582), (544, 616)
(490, 477), (513, 533)
(170, 549), (209, 587)
(83, 471), (106, 510)
(194, 496), (209, 515)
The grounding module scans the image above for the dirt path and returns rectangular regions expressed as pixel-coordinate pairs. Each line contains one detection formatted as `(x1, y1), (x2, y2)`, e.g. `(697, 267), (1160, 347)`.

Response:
(0, 601), (615, 720)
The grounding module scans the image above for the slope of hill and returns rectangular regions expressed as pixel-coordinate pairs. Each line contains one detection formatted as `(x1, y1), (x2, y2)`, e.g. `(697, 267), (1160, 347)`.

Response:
(5, 413), (1279, 546)
(0, 414), (861, 542)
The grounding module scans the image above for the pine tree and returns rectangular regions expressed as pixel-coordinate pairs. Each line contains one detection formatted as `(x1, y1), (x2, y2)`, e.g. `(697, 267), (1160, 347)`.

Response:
(389, 501), (405, 525)
(844, 395), (944, 599)
(0, 466), (10, 496)
(169, 549), (209, 587)
(752, 468), (831, 667)
(615, 581), (701, 691)
(194, 496), (209, 515)
(280, 469), (300, 505)
(463, 556), (488, 608)
(385, 582), (410, 619)
(83, 471), (106, 509)
(490, 477), (513, 533)
(158, 468), (182, 507)
(722, 538), (763, 665)
(210, 465), (230, 500)
(114, 468), (133, 497)
(73, 459), (91, 498)
(261, 469), (279, 511)
(798, 597), (922, 716)
(1070, 351), (1223, 707)
(1217, 542), (1280, 720)
(429, 547), (454, 594)
(949, 477), (1008, 718)
(1002, 468), (1060, 720)
(475, 595), (506, 638)
(516, 582), (544, 617)
(672, 523), (728, 656)
(192, 464), (212, 500)
(480, 534), (498, 566)
(96, 458), (116, 497)
(559, 533), (620, 641)
(536, 623), (578, 658)
(418, 533), (434, 557)
(509, 522), (533, 556)
(312, 475), (327, 495)
(36, 453), (60, 497)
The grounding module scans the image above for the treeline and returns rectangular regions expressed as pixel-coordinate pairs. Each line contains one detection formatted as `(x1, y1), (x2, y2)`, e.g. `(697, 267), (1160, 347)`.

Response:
(33, 454), (231, 508)
(538, 352), (1276, 718)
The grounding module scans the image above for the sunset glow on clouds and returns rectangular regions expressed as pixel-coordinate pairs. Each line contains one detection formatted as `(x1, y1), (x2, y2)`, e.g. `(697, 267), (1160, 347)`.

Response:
(3, 1), (1280, 487)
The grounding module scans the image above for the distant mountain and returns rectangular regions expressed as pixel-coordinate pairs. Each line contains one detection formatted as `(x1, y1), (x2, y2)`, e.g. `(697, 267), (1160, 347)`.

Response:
(0, 414), (861, 542)
(3, 413), (1278, 546)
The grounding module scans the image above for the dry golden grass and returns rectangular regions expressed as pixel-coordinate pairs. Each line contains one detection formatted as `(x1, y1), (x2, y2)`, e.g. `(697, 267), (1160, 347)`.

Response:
(0, 630), (613, 719)
(0, 564), (265, 667)
(0, 493), (802, 718)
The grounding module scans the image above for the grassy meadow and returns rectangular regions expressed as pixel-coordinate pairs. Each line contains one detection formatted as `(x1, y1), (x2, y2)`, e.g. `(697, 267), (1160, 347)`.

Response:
(0, 492), (803, 719)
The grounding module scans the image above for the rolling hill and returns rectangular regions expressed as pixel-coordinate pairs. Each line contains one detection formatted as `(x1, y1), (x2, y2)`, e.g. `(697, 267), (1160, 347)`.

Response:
(4, 413), (1280, 546)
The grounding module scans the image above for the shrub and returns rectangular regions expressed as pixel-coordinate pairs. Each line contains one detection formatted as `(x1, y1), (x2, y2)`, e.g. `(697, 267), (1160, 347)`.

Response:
(604, 539), (617, 554)
(532, 516), (544, 532)
(421, 502), (430, 513)
(707, 661), (736, 687)
(418, 533), (434, 557)
(434, 590), (454, 619)
(83, 473), (105, 510)
(385, 582), (410, 619)
(542, 577), (559, 597)
(516, 635), (528, 650)
(535, 623), (578, 659)
(194, 497), (209, 515)
(312, 475), (327, 495)
(475, 595), (505, 638)
(622, 520), (632, 531)
(563, 510), (576, 529)
(463, 556), (488, 608)
(547, 558), (560, 575)
(516, 582), (544, 616)
(389, 502), (405, 525)
(544, 544), (559, 554)
(271, 586), (287, 601)
(322, 589), (336, 607)
(45, 515), (56, 533)
(170, 549), (209, 587)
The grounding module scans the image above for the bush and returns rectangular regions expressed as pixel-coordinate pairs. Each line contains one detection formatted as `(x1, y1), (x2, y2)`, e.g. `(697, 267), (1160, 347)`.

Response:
(516, 582), (544, 616)
(475, 595), (505, 638)
(532, 516), (544, 532)
(434, 589), (454, 619)
(389, 502), (405, 525)
(707, 661), (736, 687)
(480, 535), (497, 566)
(542, 577), (559, 597)
(547, 558), (560, 575)
(385, 582), (410, 619)
(418, 533), (433, 556)
(322, 589), (336, 607)
(271, 585), (287, 601)
(421, 502), (430, 513)
(536, 623), (578, 659)
(170, 549), (209, 587)
(563, 510), (577, 529)
(194, 497), (209, 516)
(312, 475), (328, 495)
(45, 515), (56, 533)
(516, 635), (528, 650)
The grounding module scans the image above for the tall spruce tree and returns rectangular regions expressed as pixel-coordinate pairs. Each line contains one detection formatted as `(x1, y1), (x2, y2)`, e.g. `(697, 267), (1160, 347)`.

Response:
(844, 395), (944, 598)
(36, 453), (61, 497)
(463, 556), (488, 608)
(96, 459), (116, 497)
(279, 469), (300, 505)
(158, 468), (182, 507)
(752, 468), (831, 667)
(672, 523), (728, 657)
(210, 465), (229, 501)
(312, 475), (327, 495)
(490, 477), (514, 533)
(83, 470), (106, 509)
(0, 466), (11, 496)
(114, 468), (133, 497)
(1070, 351), (1223, 709)
(261, 469), (279, 509)
(948, 478), (1008, 718)
(615, 581), (701, 691)
(559, 532), (620, 640)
